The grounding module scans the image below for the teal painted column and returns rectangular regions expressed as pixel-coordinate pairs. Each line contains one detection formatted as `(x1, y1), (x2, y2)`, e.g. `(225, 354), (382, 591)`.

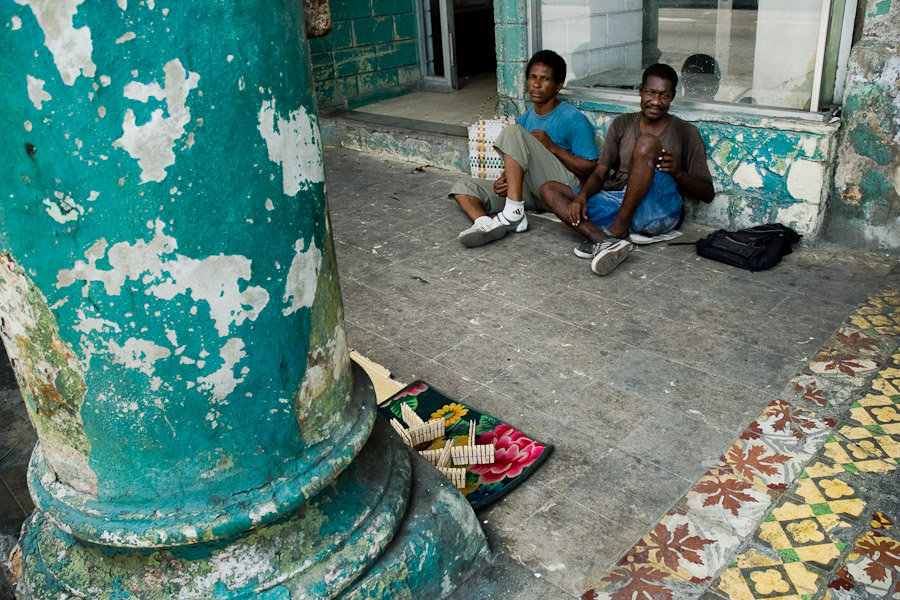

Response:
(0, 2), (486, 598)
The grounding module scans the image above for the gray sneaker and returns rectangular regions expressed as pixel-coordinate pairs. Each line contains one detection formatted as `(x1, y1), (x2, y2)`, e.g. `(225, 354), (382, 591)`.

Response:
(574, 239), (594, 259)
(590, 237), (633, 275)
(458, 213), (528, 247)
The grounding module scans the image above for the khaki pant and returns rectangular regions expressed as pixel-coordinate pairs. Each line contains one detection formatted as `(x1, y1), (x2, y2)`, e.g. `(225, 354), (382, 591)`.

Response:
(448, 124), (579, 213)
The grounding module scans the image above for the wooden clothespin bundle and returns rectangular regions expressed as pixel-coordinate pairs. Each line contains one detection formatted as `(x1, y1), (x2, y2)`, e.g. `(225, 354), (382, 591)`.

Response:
(418, 420), (494, 466)
(389, 402), (446, 448)
(434, 438), (466, 488)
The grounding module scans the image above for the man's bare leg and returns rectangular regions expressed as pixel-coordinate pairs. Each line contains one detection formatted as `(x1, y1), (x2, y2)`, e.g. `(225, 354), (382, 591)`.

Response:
(454, 193), (488, 222)
(606, 133), (662, 239)
(540, 181), (605, 243)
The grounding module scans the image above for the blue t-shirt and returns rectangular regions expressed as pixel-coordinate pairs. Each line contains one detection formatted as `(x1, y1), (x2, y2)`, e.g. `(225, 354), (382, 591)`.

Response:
(516, 102), (598, 161)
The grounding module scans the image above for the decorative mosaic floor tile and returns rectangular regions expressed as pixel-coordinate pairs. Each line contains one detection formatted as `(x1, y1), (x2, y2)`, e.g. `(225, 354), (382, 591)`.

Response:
(715, 547), (827, 600)
(717, 400), (835, 494)
(825, 512), (900, 599)
(580, 509), (738, 600)
(756, 496), (853, 570)
(582, 282), (900, 600)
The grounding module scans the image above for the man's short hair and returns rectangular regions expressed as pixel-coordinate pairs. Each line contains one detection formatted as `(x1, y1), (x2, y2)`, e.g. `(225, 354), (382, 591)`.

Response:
(641, 63), (678, 94)
(526, 50), (567, 84)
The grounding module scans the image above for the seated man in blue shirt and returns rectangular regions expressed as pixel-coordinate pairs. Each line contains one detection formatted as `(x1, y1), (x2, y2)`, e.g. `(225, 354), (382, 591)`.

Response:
(449, 50), (599, 247)
(540, 63), (715, 275)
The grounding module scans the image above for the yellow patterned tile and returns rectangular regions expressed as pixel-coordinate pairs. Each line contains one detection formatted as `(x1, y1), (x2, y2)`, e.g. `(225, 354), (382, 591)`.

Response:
(794, 542), (843, 566)
(872, 377), (899, 396)
(804, 461), (845, 479)
(794, 477), (866, 518)
(719, 549), (823, 599)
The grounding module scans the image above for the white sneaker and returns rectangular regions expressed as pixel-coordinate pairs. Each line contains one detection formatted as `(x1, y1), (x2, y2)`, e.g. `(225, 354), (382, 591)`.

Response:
(590, 237), (633, 275)
(458, 213), (528, 247)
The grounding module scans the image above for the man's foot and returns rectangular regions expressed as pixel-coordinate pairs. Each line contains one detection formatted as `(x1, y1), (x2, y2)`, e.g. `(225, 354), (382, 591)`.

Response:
(629, 230), (683, 245)
(458, 214), (528, 247)
(590, 237), (633, 275)
(574, 239), (594, 259)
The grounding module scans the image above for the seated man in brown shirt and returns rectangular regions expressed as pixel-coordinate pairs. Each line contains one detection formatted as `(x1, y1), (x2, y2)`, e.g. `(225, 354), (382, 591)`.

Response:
(540, 63), (715, 276)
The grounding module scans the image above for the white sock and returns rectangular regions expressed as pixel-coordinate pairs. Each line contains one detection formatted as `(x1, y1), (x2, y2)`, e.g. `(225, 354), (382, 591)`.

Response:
(501, 199), (525, 221)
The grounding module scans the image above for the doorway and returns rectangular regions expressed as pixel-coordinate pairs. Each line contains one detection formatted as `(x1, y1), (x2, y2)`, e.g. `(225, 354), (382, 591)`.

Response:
(419, 0), (497, 91)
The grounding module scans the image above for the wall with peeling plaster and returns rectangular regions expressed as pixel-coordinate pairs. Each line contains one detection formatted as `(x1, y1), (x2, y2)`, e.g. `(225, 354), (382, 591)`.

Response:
(308, 0), (421, 113)
(825, 0), (900, 253)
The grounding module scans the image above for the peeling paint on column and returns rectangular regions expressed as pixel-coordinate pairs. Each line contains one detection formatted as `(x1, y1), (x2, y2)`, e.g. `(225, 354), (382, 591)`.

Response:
(56, 219), (269, 337)
(258, 100), (325, 195)
(0, 255), (97, 496)
(25, 74), (51, 109)
(283, 238), (322, 316)
(14, 0), (96, 85)
(114, 59), (200, 183)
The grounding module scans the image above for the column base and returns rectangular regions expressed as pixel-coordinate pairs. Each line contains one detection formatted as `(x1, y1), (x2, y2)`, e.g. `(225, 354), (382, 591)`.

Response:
(12, 419), (487, 600)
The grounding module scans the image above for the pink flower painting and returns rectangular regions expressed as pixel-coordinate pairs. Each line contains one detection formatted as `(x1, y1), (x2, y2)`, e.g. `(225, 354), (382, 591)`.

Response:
(469, 423), (546, 484)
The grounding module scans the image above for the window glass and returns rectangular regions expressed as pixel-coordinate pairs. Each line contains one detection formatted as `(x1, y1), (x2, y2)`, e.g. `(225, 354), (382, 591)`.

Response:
(541, 0), (829, 110)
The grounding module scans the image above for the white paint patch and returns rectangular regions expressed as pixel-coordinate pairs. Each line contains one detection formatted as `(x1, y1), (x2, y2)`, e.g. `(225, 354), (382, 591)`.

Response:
(732, 162), (764, 189)
(116, 0), (127, 9)
(115, 31), (136, 44)
(282, 238), (321, 316)
(11, 15), (22, 29)
(257, 99), (325, 195)
(26, 75), (51, 109)
(248, 500), (278, 524)
(56, 219), (269, 336)
(149, 253), (270, 336)
(114, 59), (199, 183)
(100, 75), (111, 86)
(24, 120), (33, 131)
(196, 338), (246, 401)
(776, 202), (818, 236)
(265, 198), (274, 211)
(43, 193), (84, 223)
(786, 160), (825, 203)
(16, 0), (96, 85)
(105, 337), (171, 377)
(71, 311), (121, 334)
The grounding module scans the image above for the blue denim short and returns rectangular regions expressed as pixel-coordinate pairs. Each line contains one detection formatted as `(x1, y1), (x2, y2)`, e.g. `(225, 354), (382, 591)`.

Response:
(578, 171), (683, 236)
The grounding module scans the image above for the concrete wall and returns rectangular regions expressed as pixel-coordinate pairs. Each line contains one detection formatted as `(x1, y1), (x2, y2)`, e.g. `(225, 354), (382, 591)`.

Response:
(309, 0), (421, 112)
(826, 0), (900, 253)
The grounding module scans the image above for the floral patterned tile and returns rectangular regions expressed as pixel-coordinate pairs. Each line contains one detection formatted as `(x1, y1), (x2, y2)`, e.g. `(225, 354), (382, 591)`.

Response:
(825, 512), (900, 599)
(580, 508), (740, 600)
(807, 347), (883, 388)
(754, 493), (857, 571)
(713, 546), (829, 600)
(786, 369), (864, 413)
(715, 400), (835, 495)
(681, 468), (778, 539)
(849, 287), (900, 338)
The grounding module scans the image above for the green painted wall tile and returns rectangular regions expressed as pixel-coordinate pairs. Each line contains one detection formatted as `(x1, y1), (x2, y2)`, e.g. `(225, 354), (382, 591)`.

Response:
(308, 35), (333, 54)
(335, 46), (377, 77)
(331, 21), (355, 49)
(354, 16), (394, 45)
(393, 13), (418, 40)
(330, 0), (373, 20)
(372, 0), (414, 16)
(358, 69), (400, 95)
(398, 65), (422, 85)
(496, 61), (524, 98)
(310, 52), (335, 82)
(376, 40), (418, 69)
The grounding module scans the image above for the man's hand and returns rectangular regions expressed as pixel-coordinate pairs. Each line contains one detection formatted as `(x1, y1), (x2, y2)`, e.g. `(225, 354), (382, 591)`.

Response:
(493, 174), (508, 197)
(530, 129), (556, 152)
(656, 148), (680, 177)
(566, 193), (588, 227)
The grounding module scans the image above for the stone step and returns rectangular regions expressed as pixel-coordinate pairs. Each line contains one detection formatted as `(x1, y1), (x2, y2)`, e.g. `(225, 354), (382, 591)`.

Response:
(321, 111), (470, 174)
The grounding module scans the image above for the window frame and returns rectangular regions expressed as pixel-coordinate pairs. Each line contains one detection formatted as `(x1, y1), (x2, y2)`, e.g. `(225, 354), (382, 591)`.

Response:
(529, 0), (858, 119)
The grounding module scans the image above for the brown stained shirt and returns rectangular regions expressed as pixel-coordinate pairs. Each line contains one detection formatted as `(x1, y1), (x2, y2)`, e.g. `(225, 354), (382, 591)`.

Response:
(598, 112), (712, 193)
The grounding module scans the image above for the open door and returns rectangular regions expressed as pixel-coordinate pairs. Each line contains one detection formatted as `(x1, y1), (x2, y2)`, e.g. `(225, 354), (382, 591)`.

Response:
(420, 0), (459, 91)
